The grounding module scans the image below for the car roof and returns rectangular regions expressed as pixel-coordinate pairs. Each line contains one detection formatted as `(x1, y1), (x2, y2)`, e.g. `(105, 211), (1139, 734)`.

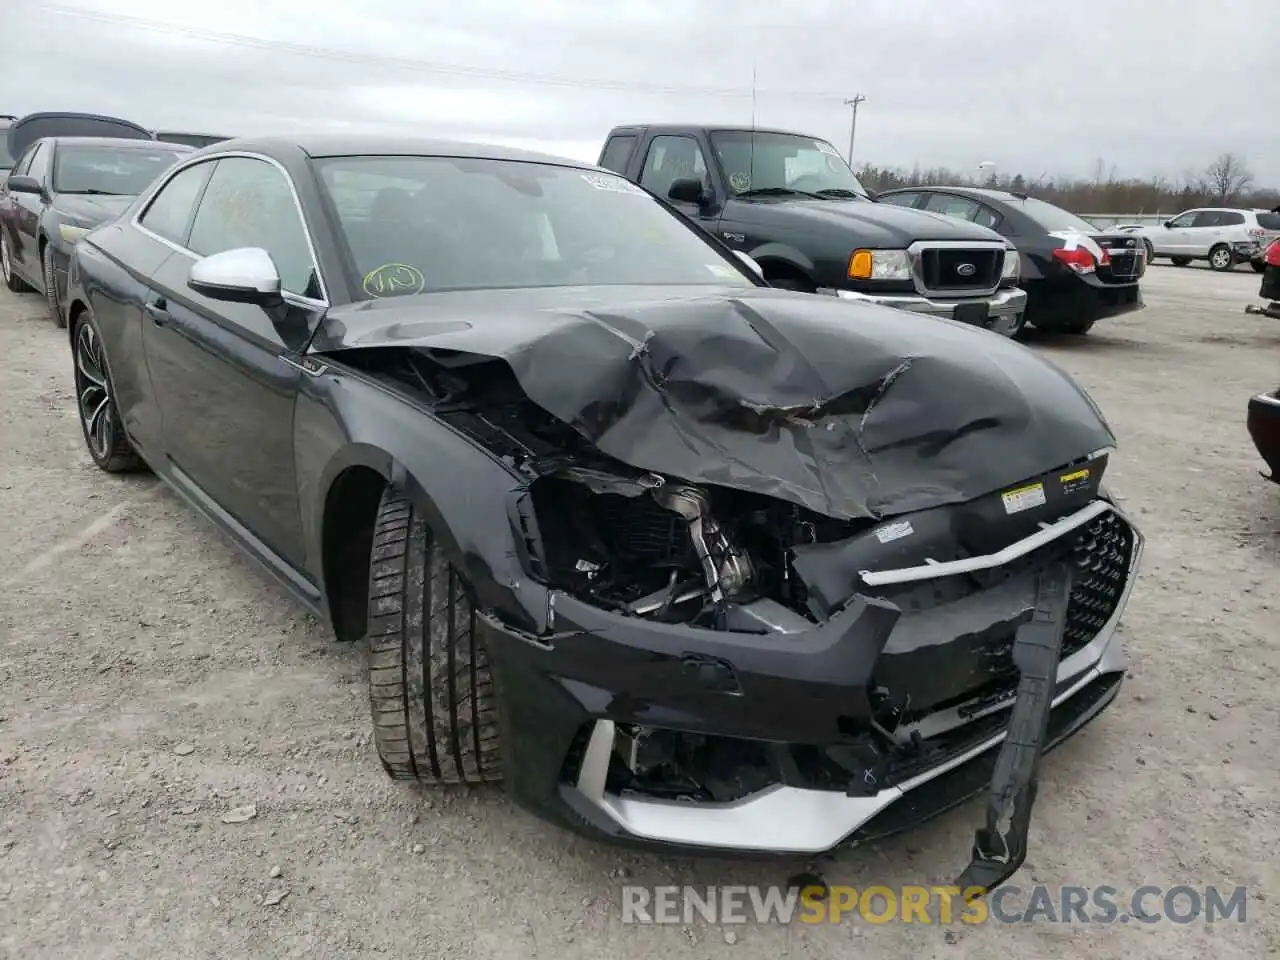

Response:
(43, 136), (194, 151)
(191, 134), (602, 170)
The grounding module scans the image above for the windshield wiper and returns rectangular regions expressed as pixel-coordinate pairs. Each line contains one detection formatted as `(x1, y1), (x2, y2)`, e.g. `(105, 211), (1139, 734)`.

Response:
(735, 187), (825, 200)
(60, 188), (119, 196)
(815, 188), (866, 200)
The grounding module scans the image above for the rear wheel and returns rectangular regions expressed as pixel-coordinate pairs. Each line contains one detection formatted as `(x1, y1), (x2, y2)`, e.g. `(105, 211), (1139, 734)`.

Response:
(1, 232), (32, 293)
(72, 309), (143, 472)
(366, 489), (502, 785)
(42, 245), (65, 327)
(1208, 244), (1234, 272)
(1171, 256), (1192, 267)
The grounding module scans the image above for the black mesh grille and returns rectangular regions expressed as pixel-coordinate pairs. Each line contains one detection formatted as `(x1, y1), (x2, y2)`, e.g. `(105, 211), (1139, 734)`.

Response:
(1063, 509), (1134, 656)
(920, 247), (1001, 290)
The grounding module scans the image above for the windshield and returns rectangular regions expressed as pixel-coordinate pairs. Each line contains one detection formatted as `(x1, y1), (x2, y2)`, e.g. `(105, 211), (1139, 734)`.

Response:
(1008, 196), (1099, 233)
(709, 130), (869, 199)
(0, 136), (12, 169)
(52, 146), (186, 195)
(314, 156), (758, 297)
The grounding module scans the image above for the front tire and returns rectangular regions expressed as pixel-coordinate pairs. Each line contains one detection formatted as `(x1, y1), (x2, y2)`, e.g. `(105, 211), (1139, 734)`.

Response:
(1, 232), (32, 293)
(366, 489), (502, 785)
(1209, 244), (1234, 272)
(1143, 240), (1155, 265)
(72, 309), (143, 473)
(42, 246), (65, 327)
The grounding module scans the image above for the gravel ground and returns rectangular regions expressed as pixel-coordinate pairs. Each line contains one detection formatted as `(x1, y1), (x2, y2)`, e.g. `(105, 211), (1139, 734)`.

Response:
(1, 263), (1277, 959)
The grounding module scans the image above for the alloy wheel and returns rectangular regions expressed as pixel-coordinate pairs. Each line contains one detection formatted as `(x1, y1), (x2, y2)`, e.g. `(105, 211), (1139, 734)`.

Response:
(1210, 247), (1232, 270)
(75, 321), (114, 462)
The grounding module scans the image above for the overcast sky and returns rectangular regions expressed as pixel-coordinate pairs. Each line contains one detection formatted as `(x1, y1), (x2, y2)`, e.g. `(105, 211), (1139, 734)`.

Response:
(3, 0), (1275, 185)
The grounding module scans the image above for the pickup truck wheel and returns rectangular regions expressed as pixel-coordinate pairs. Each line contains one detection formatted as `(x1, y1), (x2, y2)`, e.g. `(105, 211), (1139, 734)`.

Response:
(1143, 240), (1155, 264)
(366, 489), (503, 786)
(1170, 256), (1192, 267)
(1208, 244), (1234, 271)
(1, 233), (32, 293)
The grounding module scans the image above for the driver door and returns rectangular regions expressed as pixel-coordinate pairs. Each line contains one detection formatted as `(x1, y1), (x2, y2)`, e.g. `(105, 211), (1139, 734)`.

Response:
(142, 155), (325, 571)
(1158, 211), (1199, 256)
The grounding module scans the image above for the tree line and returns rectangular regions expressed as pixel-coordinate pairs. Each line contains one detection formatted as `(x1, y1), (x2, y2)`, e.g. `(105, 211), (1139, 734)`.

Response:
(854, 152), (1279, 215)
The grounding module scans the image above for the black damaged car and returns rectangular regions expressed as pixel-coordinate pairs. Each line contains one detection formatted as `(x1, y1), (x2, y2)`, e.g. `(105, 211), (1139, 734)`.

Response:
(1, 113), (191, 325)
(63, 136), (1144, 884)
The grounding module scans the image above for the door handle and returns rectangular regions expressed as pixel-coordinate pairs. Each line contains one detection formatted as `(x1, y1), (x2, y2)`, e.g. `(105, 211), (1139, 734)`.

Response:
(144, 298), (168, 326)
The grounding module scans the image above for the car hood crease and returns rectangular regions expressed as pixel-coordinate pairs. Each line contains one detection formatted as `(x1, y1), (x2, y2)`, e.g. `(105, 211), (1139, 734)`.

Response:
(316, 286), (1115, 520)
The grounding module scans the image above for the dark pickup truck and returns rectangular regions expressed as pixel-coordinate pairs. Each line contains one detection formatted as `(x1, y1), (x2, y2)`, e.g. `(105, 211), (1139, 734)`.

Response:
(599, 124), (1027, 334)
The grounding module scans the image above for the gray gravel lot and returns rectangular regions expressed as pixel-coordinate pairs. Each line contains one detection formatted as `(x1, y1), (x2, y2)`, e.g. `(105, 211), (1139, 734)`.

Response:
(1, 264), (1278, 959)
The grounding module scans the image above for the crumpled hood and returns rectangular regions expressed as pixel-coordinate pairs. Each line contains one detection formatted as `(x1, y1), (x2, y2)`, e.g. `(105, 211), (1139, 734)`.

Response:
(52, 192), (134, 226)
(316, 285), (1114, 520)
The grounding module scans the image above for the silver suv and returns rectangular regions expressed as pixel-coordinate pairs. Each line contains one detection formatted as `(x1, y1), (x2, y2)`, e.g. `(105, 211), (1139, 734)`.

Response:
(1138, 208), (1280, 272)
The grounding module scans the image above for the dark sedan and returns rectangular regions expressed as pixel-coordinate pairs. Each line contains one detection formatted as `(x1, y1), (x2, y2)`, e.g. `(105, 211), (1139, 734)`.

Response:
(878, 187), (1146, 335)
(63, 135), (1142, 881)
(1, 136), (191, 324)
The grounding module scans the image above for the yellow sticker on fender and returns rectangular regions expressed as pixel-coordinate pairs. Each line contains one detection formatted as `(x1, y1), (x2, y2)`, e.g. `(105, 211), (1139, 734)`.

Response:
(1060, 468), (1090, 484)
(1001, 482), (1046, 515)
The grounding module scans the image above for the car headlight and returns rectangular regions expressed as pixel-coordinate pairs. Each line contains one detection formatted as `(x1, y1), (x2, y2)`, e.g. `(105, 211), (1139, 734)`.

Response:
(1001, 247), (1020, 280)
(847, 248), (911, 281)
(58, 223), (92, 245)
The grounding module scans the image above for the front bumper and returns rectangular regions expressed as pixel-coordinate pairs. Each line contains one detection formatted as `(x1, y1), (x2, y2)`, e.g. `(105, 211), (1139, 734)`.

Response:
(831, 286), (1027, 337)
(483, 497), (1143, 856)
(1247, 390), (1280, 483)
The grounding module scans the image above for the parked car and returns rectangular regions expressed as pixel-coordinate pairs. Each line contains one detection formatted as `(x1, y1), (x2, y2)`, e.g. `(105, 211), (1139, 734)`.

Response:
(62, 134), (1143, 881)
(1131, 208), (1280, 271)
(597, 125), (1028, 337)
(0, 115), (17, 178)
(1248, 385), (1280, 485)
(0, 127), (191, 325)
(877, 187), (1145, 335)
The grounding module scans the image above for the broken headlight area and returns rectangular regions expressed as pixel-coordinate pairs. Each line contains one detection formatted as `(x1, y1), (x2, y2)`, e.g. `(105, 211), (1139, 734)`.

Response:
(524, 472), (865, 632)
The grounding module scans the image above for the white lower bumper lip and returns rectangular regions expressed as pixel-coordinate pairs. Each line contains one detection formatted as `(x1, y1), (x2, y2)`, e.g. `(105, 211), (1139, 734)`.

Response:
(567, 498), (1144, 855)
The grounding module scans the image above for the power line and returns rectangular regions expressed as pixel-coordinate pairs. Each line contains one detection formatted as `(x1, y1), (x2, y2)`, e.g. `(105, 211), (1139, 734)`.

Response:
(30, 3), (849, 105)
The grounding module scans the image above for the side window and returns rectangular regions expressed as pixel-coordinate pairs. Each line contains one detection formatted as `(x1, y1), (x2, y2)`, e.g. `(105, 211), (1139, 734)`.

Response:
(879, 192), (921, 208)
(139, 161), (215, 245)
(972, 203), (1003, 231)
(1218, 211), (1245, 226)
(10, 144), (38, 177)
(923, 193), (983, 222)
(187, 157), (321, 299)
(1190, 211), (1222, 227)
(638, 136), (708, 200)
(25, 143), (50, 183)
(1167, 211), (1199, 228)
(599, 135), (636, 174)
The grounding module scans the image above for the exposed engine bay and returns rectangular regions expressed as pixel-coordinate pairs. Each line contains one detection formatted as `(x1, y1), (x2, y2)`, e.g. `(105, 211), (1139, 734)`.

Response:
(340, 345), (888, 634)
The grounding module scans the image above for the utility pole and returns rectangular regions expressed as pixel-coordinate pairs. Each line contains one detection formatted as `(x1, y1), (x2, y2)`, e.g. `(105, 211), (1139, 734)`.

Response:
(843, 94), (866, 165)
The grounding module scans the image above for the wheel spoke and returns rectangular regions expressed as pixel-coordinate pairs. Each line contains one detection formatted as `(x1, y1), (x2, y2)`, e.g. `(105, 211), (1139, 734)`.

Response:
(87, 395), (110, 456)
